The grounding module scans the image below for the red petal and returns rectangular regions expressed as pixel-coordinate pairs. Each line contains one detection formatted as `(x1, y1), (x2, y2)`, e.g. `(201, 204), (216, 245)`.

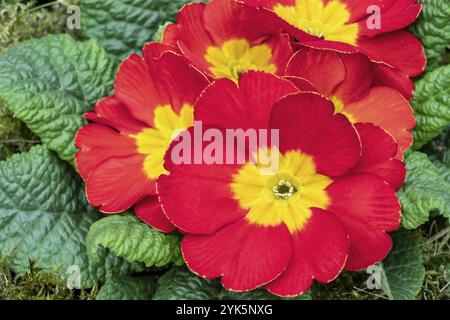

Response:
(75, 124), (137, 181)
(372, 64), (414, 100)
(286, 48), (345, 97)
(86, 154), (155, 213)
(283, 76), (318, 92)
(333, 52), (373, 104)
(158, 126), (245, 234)
(157, 163), (245, 234)
(203, 0), (285, 44)
(287, 48), (373, 104)
(182, 219), (292, 291)
(266, 209), (349, 296)
(342, 0), (390, 22)
(247, 0), (295, 6)
(166, 3), (214, 73)
(142, 42), (180, 61)
(161, 23), (179, 47)
(345, 87), (415, 154)
(298, 40), (360, 54)
(358, 30), (426, 77)
(357, 0), (421, 37)
(115, 54), (170, 126)
(157, 51), (209, 112)
(327, 174), (401, 270)
(135, 196), (176, 233)
(84, 97), (146, 135)
(265, 33), (295, 76)
(196, 71), (298, 130)
(270, 92), (361, 177)
(349, 123), (406, 191)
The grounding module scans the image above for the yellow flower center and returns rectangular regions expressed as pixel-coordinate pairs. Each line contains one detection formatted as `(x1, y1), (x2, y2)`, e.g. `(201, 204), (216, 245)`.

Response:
(132, 104), (194, 179)
(330, 96), (356, 123)
(205, 38), (277, 83)
(273, 0), (359, 45)
(231, 149), (332, 234)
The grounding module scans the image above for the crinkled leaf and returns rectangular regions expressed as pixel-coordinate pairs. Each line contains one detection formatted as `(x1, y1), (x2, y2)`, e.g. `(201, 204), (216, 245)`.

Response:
(96, 275), (157, 300)
(0, 146), (143, 288)
(153, 267), (220, 300)
(398, 152), (450, 229)
(432, 150), (450, 184)
(86, 214), (183, 268)
(0, 34), (116, 163)
(423, 125), (450, 158)
(411, 65), (450, 149)
(411, 0), (450, 71)
(379, 230), (426, 300)
(80, 0), (199, 60)
(153, 267), (311, 300)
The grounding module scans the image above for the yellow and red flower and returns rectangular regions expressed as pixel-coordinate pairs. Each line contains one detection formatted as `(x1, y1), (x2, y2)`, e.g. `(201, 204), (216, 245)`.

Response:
(157, 72), (403, 296)
(244, 0), (426, 99)
(75, 43), (209, 233)
(162, 0), (293, 83)
(286, 47), (416, 159)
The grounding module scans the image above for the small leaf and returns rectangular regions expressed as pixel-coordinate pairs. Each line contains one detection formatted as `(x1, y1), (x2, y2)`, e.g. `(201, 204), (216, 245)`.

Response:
(411, 0), (450, 71)
(86, 214), (183, 268)
(0, 146), (143, 288)
(153, 22), (172, 42)
(153, 267), (221, 300)
(379, 230), (426, 300)
(398, 151), (450, 229)
(411, 65), (450, 149)
(80, 0), (199, 60)
(153, 267), (311, 300)
(96, 275), (157, 300)
(0, 34), (116, 163)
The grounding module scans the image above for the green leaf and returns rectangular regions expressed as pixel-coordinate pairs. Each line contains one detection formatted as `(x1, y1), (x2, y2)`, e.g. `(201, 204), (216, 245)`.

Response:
(0, 34), (116, 163)
(411, 65), (450, 149)
(153, 267), (220, 300)
(411, 0), (450, 71)
(379, 230), (426, 300)
(96, 275), (157, 300)
(398, 152), (450, 229)
(80, 0), (196, 60)
(0, 146), (143, 288)
(86, 214), (183, 268)
(153, 267), (311, 300)
(432, 150), (450, 184)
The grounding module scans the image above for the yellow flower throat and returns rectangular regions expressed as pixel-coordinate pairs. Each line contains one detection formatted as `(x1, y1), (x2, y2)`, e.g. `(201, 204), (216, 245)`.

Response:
(205, 39), (277, 82)
(231, 149), (332, 234)
(274, 0), (359, 45)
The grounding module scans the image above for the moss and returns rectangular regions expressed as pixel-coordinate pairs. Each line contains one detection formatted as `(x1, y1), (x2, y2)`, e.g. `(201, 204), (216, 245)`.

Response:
(0, 0), (70, 52)
(420, 216), (450, 300)
(0, 256), (98, 300)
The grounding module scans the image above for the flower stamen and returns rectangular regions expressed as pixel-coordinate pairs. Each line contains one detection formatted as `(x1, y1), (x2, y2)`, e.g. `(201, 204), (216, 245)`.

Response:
(273, 180), (298, 200)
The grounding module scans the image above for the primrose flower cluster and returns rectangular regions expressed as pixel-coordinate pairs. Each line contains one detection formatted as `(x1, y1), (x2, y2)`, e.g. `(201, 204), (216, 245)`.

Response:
(75, 0), (425, 296)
